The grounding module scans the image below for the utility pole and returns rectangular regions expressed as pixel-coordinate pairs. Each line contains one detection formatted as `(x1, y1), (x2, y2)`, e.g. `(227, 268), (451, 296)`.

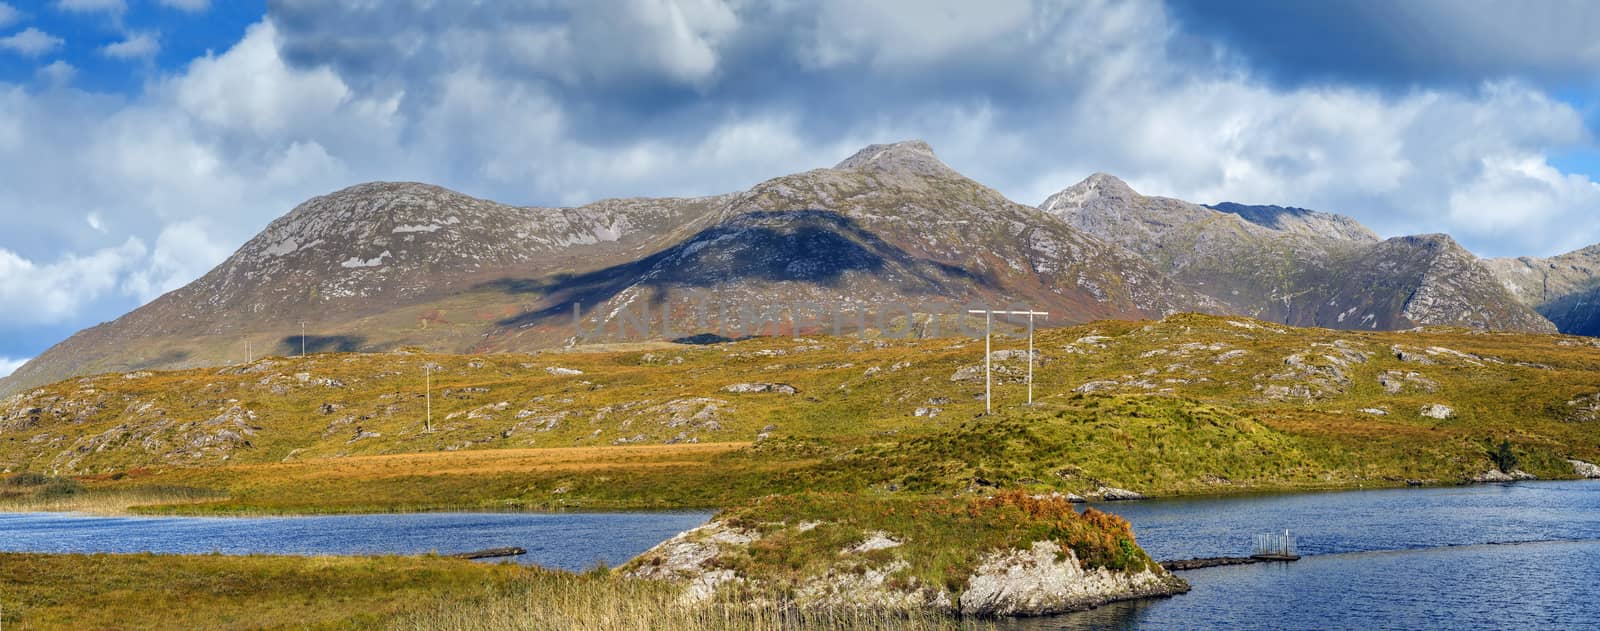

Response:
(424, 364), (433, 433)
(972, 310), (985, 413)
(300, 322), (307, 357)
(967, 309), (1049, 413)
(246, 339), (252, 364)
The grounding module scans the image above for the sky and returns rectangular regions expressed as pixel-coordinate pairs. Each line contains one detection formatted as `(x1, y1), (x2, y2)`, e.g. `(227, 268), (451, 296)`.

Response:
(0, 0), (1598, 376)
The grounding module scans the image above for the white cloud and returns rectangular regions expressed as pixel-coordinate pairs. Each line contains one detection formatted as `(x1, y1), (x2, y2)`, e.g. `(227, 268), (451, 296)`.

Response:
(173, 21), (351, 135)
(36, 60), (75, 86)
(123, 220), (232, 301)
(55, 0), (125, 14)
(0, 27), (63, 56)
(86, 211), (104, 232)
(0, 239), (147, 325)
(0, 356), (28, 378)
(102, 32), (159, 60)
(0, 3), (20, 29)
(157, 0), (208, 12)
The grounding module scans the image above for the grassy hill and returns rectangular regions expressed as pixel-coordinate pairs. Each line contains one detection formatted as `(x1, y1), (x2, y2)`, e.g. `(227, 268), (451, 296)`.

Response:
(4, 313), (1599, 514)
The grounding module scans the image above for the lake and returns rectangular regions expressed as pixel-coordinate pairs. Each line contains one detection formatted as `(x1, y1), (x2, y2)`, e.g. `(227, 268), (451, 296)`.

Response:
(0, 510), (713, 572)
(3, 481), (1596, 629)
(1017, 480), (1600, 630)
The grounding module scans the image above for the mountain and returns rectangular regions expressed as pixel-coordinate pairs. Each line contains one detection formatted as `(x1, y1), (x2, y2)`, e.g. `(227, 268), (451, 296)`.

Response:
(0, 141), (1219, 395)
(1486, 244), (1600, 336)
(1039, 174), (1557, 334)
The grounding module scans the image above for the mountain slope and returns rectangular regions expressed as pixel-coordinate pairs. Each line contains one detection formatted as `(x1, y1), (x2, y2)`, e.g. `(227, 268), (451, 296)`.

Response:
(1486, 244), (1600, 336)
(1039, 174), (1557, 334)
(0, 142), (1217, 395)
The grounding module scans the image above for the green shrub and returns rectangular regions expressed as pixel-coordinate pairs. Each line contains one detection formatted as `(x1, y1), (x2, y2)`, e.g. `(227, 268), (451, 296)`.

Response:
(4, 472), (51, 487)
(1490, 439), (1520, 473)
(37, 478), (85, 499)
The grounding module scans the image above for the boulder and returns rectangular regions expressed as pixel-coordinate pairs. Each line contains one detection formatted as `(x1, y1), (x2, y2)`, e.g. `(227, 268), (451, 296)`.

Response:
(1419, 404), (1454, 420)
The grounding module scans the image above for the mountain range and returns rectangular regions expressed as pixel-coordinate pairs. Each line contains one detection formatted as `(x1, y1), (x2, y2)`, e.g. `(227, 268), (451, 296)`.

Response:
(2, 140), (1594, 395)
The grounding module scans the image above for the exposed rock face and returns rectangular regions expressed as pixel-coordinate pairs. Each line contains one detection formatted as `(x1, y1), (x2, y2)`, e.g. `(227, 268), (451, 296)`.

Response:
(2, 141), (1219, 396)
(720, 383), (798, 395)
(1486, 244), (1600, 336)
(1471, 469), (1537, 483)
(1569, 459), (1600, 479)
(959, 541), (1188, 616)
(1092, 486), (1147, 501)
(1041, 175), (1556, 334)
(625, 517), (1187, 617)
(625, 520), (759, 603)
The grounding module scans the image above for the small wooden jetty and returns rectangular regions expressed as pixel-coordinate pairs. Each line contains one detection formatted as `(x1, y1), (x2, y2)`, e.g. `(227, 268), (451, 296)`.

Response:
(451, 546), (527, 560)
(1250, 530), (1300, 561)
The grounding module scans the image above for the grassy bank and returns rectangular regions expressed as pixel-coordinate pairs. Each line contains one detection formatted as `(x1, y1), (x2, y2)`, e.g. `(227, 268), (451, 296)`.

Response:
(0, 553), (990, 631)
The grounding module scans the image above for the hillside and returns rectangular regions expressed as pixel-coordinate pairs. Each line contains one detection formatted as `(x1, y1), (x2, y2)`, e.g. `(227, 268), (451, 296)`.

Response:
(4, 314), (1598, 514)
(1487, 244), (1600, 336)
(0, 141), (1218, 396)
(1040, 174), (1557, 334)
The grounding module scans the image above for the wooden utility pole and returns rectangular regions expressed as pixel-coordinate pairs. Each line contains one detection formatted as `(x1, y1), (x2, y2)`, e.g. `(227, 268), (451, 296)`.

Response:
(966, 309), (1049, 413)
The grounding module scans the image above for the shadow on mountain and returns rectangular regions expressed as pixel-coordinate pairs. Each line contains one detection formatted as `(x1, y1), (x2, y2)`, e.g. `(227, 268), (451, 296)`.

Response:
(482, 210), (994, 328)
(671, 333), (751, 345)
(1539, 289), (1600, 336)
(130, 350), (191, 371)
(280, 335), (367, 354)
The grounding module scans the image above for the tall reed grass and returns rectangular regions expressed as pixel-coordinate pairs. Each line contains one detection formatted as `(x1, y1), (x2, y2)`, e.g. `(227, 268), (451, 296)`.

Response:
(392, 572), (990, 631)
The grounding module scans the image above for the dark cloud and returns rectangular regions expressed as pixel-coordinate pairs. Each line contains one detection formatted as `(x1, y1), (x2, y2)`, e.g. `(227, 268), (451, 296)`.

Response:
(1168, 0), (1600, 90)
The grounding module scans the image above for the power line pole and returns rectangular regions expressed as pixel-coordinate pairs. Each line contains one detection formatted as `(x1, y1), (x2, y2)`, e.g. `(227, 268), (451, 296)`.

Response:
(424, 364), (433, 433)
(972, 310), (985, 413)
(967, 308), (1049, 413)
(300, 322), (307, 357)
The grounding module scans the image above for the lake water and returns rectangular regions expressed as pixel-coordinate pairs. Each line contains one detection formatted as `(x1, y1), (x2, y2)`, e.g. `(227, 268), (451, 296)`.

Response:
(3, 482), (1596, 629)
(0, 510), (712, 572)
(1014, 480), (1600, 630)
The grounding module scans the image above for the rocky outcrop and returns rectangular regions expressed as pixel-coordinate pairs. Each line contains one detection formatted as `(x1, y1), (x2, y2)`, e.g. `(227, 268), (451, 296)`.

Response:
(1470, 469), (1537, 483)
(625, 508), (1187, 618)
(959, 541), (1187, 616)
(1092, 486), (1147, 501)
(720, 383), (798, 395)
(1569, 459), (1600, 479)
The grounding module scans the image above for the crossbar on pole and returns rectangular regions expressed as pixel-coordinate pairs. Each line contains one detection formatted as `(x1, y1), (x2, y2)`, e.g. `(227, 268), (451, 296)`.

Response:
(966, 309), (1049, 412)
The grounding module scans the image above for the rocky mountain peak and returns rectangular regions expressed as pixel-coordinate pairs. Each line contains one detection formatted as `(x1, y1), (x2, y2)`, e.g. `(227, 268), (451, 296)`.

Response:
(832, 140), (952, 176)
(1040, 173), (1139, 215)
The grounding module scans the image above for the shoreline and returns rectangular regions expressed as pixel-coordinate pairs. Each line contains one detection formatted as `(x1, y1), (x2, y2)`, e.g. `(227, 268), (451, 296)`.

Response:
(4, 476), (1594, 518)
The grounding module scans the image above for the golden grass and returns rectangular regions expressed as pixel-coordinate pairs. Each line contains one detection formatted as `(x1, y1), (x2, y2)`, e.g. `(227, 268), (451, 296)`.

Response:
(0, 553), (989, 631)
(393, 573), (990, 631)
(241, 442), (751, 480)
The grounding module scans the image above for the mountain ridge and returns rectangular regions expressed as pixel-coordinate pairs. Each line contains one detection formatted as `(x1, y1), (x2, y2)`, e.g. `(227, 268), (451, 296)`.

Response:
(1037, 174), (1557, 334)
(1, 140), (1220, 395)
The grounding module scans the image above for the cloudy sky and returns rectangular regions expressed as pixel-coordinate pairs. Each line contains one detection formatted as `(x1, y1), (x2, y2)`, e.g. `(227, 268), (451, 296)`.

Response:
(1, 0), (1598, 375)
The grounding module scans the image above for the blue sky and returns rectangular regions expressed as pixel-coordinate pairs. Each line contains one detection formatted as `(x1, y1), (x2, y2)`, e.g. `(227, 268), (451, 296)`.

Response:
(1, 0), (1598, 375)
